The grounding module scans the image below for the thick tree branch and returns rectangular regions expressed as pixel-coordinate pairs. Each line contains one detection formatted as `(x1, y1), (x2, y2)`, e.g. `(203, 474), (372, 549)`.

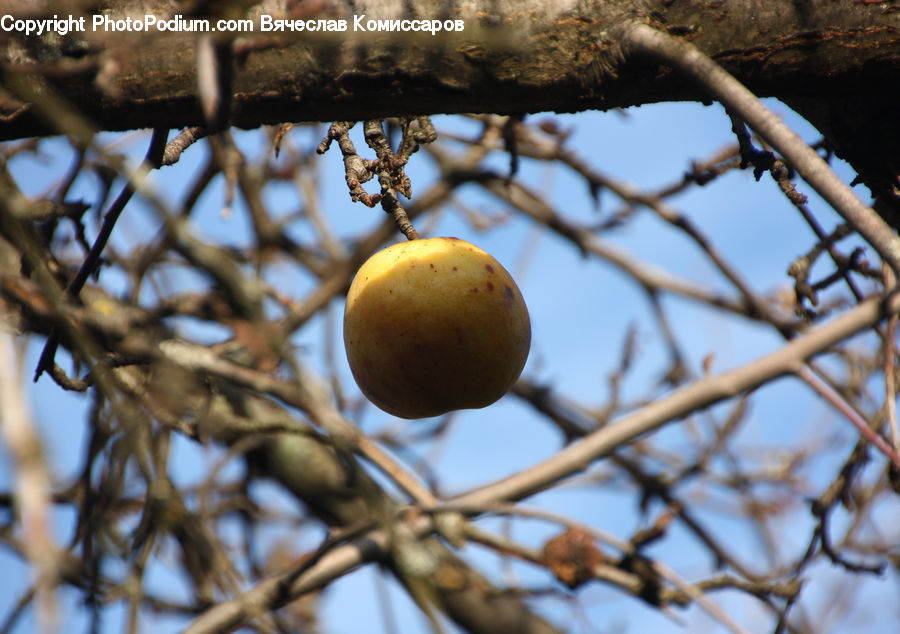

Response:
(0, 1), (898, 140)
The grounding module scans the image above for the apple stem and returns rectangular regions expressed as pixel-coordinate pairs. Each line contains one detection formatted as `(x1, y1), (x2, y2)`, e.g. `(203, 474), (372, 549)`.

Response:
(382, 191), (420, 240)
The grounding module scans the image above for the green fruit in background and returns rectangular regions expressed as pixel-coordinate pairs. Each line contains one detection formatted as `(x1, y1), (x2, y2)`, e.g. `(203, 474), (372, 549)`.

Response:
(343, 237), (531, 419)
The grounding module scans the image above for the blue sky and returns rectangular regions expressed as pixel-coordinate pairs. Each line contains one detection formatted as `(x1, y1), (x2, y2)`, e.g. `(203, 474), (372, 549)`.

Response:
(1, 99), (898, 634)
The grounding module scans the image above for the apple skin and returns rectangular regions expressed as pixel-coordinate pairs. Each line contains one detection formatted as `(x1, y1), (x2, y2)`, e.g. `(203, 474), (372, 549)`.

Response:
(343, 237), (531, 419)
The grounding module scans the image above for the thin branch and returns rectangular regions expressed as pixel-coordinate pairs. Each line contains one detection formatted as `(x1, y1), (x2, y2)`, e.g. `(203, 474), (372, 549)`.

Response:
(625, 21), (900, 275)
(182, 530), (391, 634)
(794, 365), (900, 467)
(363, 119), (420, 239)
(0, 332), (59, 631)
(445, 164), (766, 324)
(162, 127), (208, 166)
(884, 264), (900, 455)
(182, 291), (900, 631)
(728, 115), (867, 305)
(33, 127), (169, 380)
(453, 291), (900, 508)
(463, 507), (752, 634)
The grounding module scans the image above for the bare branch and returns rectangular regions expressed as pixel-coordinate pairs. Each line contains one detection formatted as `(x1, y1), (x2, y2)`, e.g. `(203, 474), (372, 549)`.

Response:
(626, 22), (900, 274)
(454, 291), (900, 508)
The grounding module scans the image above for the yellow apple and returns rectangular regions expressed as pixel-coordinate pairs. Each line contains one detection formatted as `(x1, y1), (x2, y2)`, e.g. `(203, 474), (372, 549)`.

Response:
(343, 237), (531, 419)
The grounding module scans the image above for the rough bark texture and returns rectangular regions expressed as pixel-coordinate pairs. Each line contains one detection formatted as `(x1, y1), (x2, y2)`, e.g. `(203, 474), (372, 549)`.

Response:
(4, 0), (898, 218)
(1, 0), (898, 139)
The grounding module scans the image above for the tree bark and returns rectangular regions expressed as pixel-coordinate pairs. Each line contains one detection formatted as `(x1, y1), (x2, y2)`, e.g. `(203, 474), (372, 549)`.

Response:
(1, 0), (898, 140)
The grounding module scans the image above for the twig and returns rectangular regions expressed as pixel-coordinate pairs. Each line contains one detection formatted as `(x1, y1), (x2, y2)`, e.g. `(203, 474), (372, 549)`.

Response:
(363, 119), (419, 239)
(884, 264), (900, 455)
(147, 339), (439, 508)
(794, 365), (900, 467)
(728, 115), (868, 305)
(787, 224), (855, 312)
(33, 127), (169, 381)
(453, 290), (900, 508)
(279, 124), (501, 335)
(447, 503), (753, 634)
(181, 291), (900, 632)
(465, 524), (684, 625)
(317, 121), (381, 206)
(459, 166), (792, 329)
(162, 127), (208, 166)
(626, 22), (900, 275)
(512, 382), (764, 581)
(0, 332), (59, 632)
(798, 442), (886, 575)
(812, 501), (885, 576)
(380, 191), (419, 240)
(318, 118), (434, 240)
(182, 525), (395, 634)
